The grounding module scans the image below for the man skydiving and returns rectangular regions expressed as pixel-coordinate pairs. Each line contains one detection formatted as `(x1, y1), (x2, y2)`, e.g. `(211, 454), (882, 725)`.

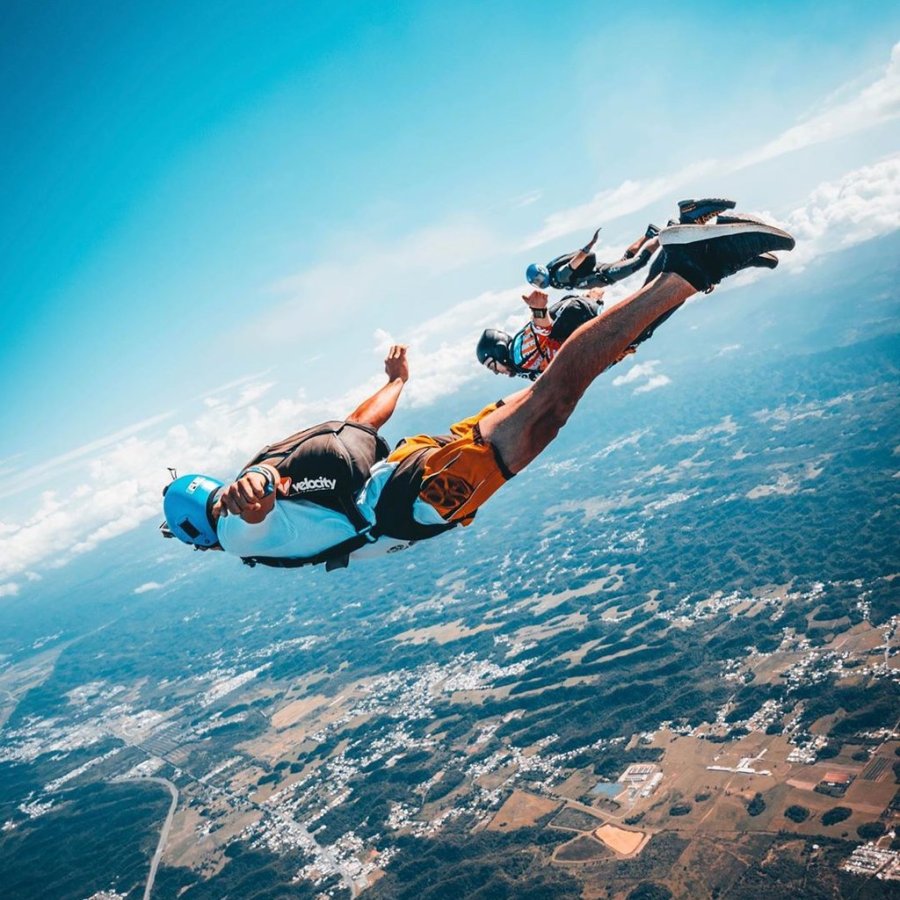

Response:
(162, 215), (794, 573)
(476, 289), (606, 380)
(525, 198), (735, 292)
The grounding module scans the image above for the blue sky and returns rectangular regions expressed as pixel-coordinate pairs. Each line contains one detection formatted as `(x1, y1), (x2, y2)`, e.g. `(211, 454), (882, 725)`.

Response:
(1, 1), (899, 593)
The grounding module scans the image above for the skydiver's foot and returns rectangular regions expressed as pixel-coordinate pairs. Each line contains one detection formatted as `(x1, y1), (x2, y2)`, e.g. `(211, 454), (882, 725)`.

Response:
(658, 219), (793, 246)
(678, 197), (736, 225)
(645, 223), (660, 239)
(658, 220), (794, 291)
(700, 215), (785, 273)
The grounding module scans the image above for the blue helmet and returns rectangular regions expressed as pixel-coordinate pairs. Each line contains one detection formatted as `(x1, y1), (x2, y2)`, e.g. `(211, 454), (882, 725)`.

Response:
(526, 263), (550, 288)
(161, 474), (224, 548)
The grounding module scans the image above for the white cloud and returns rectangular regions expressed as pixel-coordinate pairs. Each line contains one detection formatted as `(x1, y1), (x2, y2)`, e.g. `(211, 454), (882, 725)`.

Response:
(523, 42), (900, 249)
(0, 411), (174, 499)
(5, 48), (900, 591)
(784, 153), (900, 267)
(612, 359), (671, 394)
(592, 428), (651, 459)
(134, 582), (163, 594)
(734, 42), (900, 170)
(612, 360), (662, 386)
(0, 377), (332, 585)
(669, 415), (739, 446)
(374, 286), (526, 408)
(511, 190), (543, 209)
(254, 218), (508, 342)
(634, 374), (672, 394)
(522, 163), (716, 250)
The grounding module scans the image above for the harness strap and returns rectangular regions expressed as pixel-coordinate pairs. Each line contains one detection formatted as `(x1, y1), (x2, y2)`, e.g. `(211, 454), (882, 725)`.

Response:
(240, 528), (380, 571)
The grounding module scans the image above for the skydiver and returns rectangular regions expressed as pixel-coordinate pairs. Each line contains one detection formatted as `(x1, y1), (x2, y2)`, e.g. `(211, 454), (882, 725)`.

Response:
(476, 286), (677, 380)
(476, 288), (607, 380)
(162, 217), (794, 572)
(525, 198), (736, 292)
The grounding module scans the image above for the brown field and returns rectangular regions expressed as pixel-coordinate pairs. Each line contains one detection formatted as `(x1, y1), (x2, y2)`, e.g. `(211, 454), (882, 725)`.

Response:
(520, 566), (634, 614)
(844, 778), (896, 814)
(827, 621), (886, 654)
(585, 643), (649, 666)
(392, 618), (497, 645)
(594, 823), (647, 855)
(555, 834), (611, 862)
(486, 789), (560, 830)
(563, 638), (602, 665)
(243, 706), (365, 763)
(512, 612), (590, 642)
(166, 803), (260, 874)
(271, 693), (331, 729)
(0, 646), (66, 728)
(552, 805), (605, 832)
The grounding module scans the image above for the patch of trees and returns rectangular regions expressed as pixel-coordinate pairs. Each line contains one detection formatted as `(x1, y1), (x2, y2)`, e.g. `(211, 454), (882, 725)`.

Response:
(155, 842), (324, 899)
(367, 828), (580, 900)
(724, 684), (784, 724)
(857, 821), (886, 840)
(592, 746), (663, 779)
(669, 803), (692, 817)
(821, 806), (852, 826)
(784, 805), (810, 823)
(627, 884), (673, 900)
(830, 681), (900, 738)
(424, 767), (466, 804)
(747, 793), (766, 816)
(0, 781), (172, 900)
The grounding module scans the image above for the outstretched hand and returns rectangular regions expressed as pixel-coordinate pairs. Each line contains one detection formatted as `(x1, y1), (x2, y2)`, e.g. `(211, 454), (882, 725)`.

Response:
(589, 226), (602, 245)
(384, 344), (409, 383)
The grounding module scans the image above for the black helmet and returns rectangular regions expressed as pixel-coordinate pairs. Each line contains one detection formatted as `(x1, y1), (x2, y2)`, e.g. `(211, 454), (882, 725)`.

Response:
(476, 329), (511, 366)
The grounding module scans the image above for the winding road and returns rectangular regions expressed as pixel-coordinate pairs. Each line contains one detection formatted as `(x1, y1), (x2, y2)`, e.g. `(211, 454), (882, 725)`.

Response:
(139, 777), (179, 900)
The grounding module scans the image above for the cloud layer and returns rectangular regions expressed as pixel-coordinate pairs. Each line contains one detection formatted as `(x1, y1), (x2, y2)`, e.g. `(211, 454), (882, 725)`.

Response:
(2, 47), (900, 596)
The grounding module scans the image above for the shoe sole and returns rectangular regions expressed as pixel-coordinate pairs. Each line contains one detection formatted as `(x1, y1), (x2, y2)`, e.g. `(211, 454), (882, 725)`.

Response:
(717, 213), (767, 225)
(659, 221), (795, 249)
(749, 252), (779, 270)
(678, 198), (736, 210)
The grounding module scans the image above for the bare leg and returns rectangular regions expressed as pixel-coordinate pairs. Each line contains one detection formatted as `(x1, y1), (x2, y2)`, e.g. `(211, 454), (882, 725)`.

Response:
(480, 273), (695, 473)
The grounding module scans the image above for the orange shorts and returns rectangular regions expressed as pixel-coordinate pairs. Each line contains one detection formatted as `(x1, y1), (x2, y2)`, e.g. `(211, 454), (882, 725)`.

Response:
(387, 401), (514, 525)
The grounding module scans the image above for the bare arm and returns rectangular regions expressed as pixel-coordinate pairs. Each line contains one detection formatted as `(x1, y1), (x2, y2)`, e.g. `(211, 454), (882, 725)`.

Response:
(567, 227), (601, 271)
(347, 344), (409, 429)
(521, 289), (551, 330)
(212, 346), (410, 527)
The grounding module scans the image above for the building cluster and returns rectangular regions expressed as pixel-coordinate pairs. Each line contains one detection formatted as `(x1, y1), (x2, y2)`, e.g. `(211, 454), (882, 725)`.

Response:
(2, 570), (896, 899)
(786, 733), (829, 765)
(842, 842), (900, 880)
(617, 763), (663, 801)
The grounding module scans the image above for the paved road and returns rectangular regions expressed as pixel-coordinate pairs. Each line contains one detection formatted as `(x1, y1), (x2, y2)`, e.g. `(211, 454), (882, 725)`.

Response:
(139, 777), (179, 900)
